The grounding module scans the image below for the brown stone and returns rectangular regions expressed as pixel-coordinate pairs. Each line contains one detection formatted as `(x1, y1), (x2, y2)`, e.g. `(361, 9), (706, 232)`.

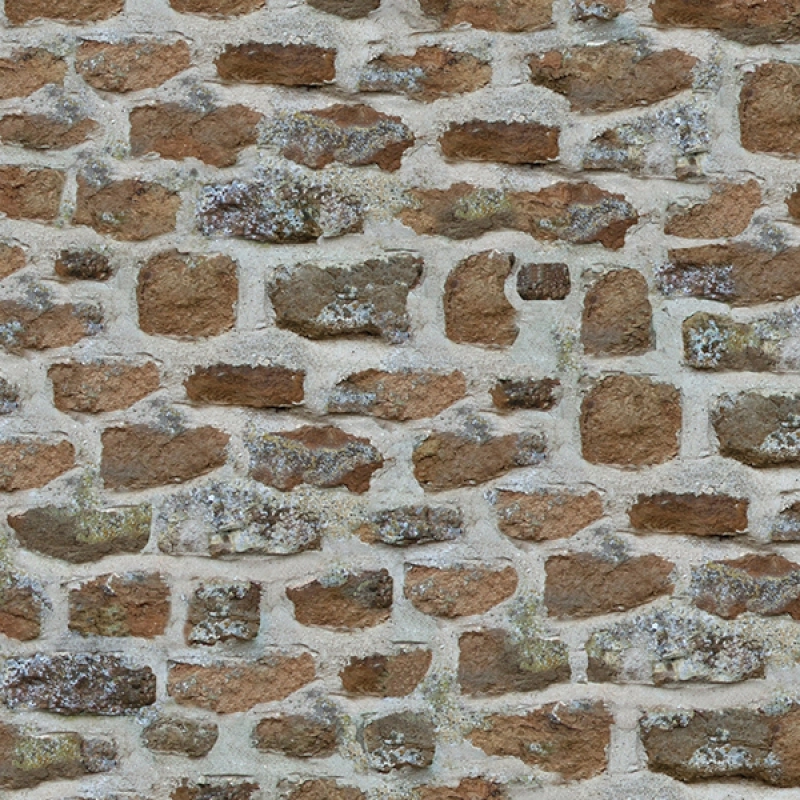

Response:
(130, 104), (261, 167)
(253, 715), (338, 757)
(580, 375), (681, 466)
(308, 0), (379, 17)
(444, 251), (518, 347)
(329, 370), (465, 420)
(340, 649), (431, 696)
(788, 186), (800, 219)
(629, 492), (748, 536)
(186, 365), (303, 408)
(5, 0), (122, 23)
(0, 439), (74, 492)
(55, 250), (111, 281)
(0, 300), (101, 352)
(0, 377), (19, 414)
(458, 629), (570, 695)
(0, 243), (25, 281)
(0, 575), (42, 640)
(516, 262), (571, 300)
(0, 115), (96, 150)
(173, 779), (259, 800)
(440, 120), (558, 165)
(358, 47), (491, 102)
(137, 251), (237, 338)
(287, 780), (365, 800)
(69, 573), (170, 638)
(266, 104), (414, 171)
(76, 40), (191, 93)
(413, 430), (545, 491)
(419, 0), (552, 31)
(405, 565), (517, 617)
(581, 269), (653, 356)
(248, 425), (383, 493)
(142, 716), (218, 758)
(287, 570), (392, 629)
(185, 580), (260, 645)
(50, 361), (160, 413)
(741, 63), (800, 155)
(491, 378), (560, 411)
(572, 0), (624, 19)
(356, 506), (463, 547)
(0, 167), (64, 221)
(545, 553), (674, 618)
(167, 653), (315, 713)
(0, 48), (66, 99)
(170, 0), (262, 13)
(529, 44), (697, 112)
(469, 700), (612, 779)
(363, 712), (435, 771)
(416, 779), (507, 800)
(216, 43), (335, 86)
(665, 180), (761, 238)
(494, 489), (605, 542)
(101, 425), (229, 490)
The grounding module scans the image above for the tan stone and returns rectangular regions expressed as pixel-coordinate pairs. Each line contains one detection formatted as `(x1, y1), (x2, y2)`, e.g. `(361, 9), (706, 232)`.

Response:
(0, 167), (64, 221)
(0, 244), (25, 280)
(253, 715), (338, 757)
(0, 439), (74, 491)
(440, 120), (558, 165)
(142, 717), (218, 758)
(419, 0), (553, 31)
(216, 43), (335, 86)
(49, 361), (160, 413)
(494, 489), (605, 542)
(5, 0), (122, 23)
(741, 63), (800, 155)
(340, 649), (431, 696)
(405, 565), (517, 617)
(0, 48), (65, 100)
(287, 780), (365, 800)
(415, 779), (507, 800)
(0, 300), (101, 352)
(629, 492), (748, 536)
(0, 575), (42, 640)
(170, 0), (262, 12)
(665, 180), (761, 238)
(186, 365), (303, 408)
(0, 114), (96, 150)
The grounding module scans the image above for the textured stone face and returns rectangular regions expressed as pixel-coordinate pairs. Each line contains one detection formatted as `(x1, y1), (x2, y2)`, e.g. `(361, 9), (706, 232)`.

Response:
(516, 262), (571, 300)
(0, 243), (25, 280)
(142, 716), (218, 758)
(773, 501), (800, 541)
(172, 779), (260, 800)
(415, 779), (507, 800)
(665, 180), (760, 238)
(356, 506), (463, 547)
(287, 779), (365, 800)
(5, 0), (122, 23)
(0, 114), (96, 149)
(54, 249), (112, 280)
(419, 0), (553, 31)
(185, 580), (260, 645)
(493, 489), (604, 542)
(440, 120), (559, 165)
(0, 167), (64, 221)
(186, 365), (304, 408)
(340, 649), (431, 696)
(362, 712), (435, 772)
(49, 361), (160, 412)
(490, 378), (559, 411)
(0, 574), (43, 640)
(253, 715), (338, 757)
(0, 300), (101, 352)
(308, 0), (379, 17)
(629, 492), (748, 536)
(216, 43), (335, 85)
(0, 48), (66, 99)
(0, 439), (75, 491)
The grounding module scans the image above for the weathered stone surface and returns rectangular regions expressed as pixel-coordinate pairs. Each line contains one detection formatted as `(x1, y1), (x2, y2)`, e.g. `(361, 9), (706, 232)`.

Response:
(491, 378), (560, 411)
(76, 40), (191, 92)
(172, 779), (259, 800)
(629, 492), (748, 536)
(358, 47), (491, 102)
(170, 0), (262, 13)
(55, 250), (111, 281)
(130, 104), (260, 167)
(741, 63), (800, 156)
(308, 0), (378, 17)
(287, 570), (392, 629)
(494, 489), (605, 542)
(0, 722), (115, 789)
(0, 439), (74, 492)
(529, 44), (697, 112)
(544, 553), (674, 618)
(9, 503), (150, 563)
(142, 716), (218, 758)
(0, 167), (64, 221)
(137, 251), (238, 339)
(264, 104), (414, 171)
(419, 0), (552, 31)
(3, 654), (156, 714)
(186, 365), (303, 408)
(69, 573), (170, 637)
(247, 426), (383, 493)
(50, 361), (160, 413)
(363, 712), (435, 772)
(571, 0), (624, 19)
(186, 580), (260, 645)
(167, 653), (316, 713)
(516, 262), (571, 300)
(5, 0), (122, 23)
(405, 565), (517, 617)
(287, 779), (365, 800)
(74, 178), (179, 241)
(0, 574), (42, 640)
(356, 506), (463, 547)
(586, 605), (767, 684)
(416, 779), (507, 800)
(270, 255), (422, 343)
(580, 375), (681, 466)
(340, 649), (431, 696)
(216, 43), (335, 85)
(401, 182), (637, 249)
(458, 629), (570, 695)
(665, 181), (760, 238)
(254, 714), (338, 757)
(440, 120), (558, 165)
(0, 243), (25, 281)
(413, 431), (545, 491)
(788, 186), (800, 219)
(468, 700), (612, 779)
(0, 114), (96, 150)
(582, 269), (653, 357)
(773, 501), (800, 541)
(0, 299), (101, 352)
(0, 376), (19, 414)
(444, 251), (518, 347)
(0, 48), (66, 99)
(329, 370), (465, 420)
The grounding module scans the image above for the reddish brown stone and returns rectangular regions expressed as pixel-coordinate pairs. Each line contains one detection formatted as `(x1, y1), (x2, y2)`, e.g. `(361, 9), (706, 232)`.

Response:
(0, 300), (101, 352)
(253, 715), (338, 758)
(494, 489), (605, 542)
(741, 63), (800, 155)
(0, 244), (25, 281)
(101, 424), (229, 490)
(0, 48), (65, 99)
(173, 779), (259, 800)
(0, 575), (42, 640)
(54, 250), (111, 281)
(363, 712), (435, 771)
(167, 654), (316, 713)
(340, 649), (431, 696)
(130, 104), (261, 167)
(308, 0), (378, 17)
(186, 364), (303, 408)
(419, 0), (552, 31)
(137, 251), (238, 338)
(416, 779), (507, 800)
(5, 0), (122, 23)
(788, 186), (800, 220)
(491, 378), (559, 411)
(0, 114), (96, 150)
(287, 780), (365, 800)
(773, 500), (800, 541)
(76, 40), (191, 93)
(170, 0), (262, 12)
(0, 167), (64, 221)
(0, 439), (74, 491)
(356, 506), (463, 547)
(185, 580), (260, 645)
(440, 120), (558, 165)
(287, 570), (392, 630)
(49, 361), (160, 413)
(666, 180), (761, 238)
(142, 716), (218, 758)
(69, 573), (170, 637)
(580, 375), (681, 466)
(405, 565), (518, 618)
(216, 43), (335, 86)
(629, 492), (748, 536)
(516, 262), (570, 300)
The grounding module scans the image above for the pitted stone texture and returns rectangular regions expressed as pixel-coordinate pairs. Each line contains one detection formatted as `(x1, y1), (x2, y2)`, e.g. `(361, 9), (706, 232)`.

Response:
(0, 574), (43, 640)
(169, 0), (263, 14)
(216, 43), (335, 86)
(270, 255), (422, 343)
(516, 262), (571, 300)
(287, 779), (365, 800)
(665, 181), (760, 238)
(0, 376), (19, 414)
(254, 715), (338, 757)
(0, 48), (66, 99)
(491, 378), (560, 411)
(0, 299), (102, 352)
(363, 712), (435, 772)
(357, 506), (463, 547)
(358, 47), (491, 102)
(185, 580), (260, 645)
(0, 114), (96, 149)
(458, 629), (570, 695)
(142, 716), (218, 758)
(494, 489), (605, 542)
(629, 492), (748, 536)
(571, 0), (624, 19)
(3, 654), (156, 714)
(0, 439), (75, 492)
(5, 0), (122, 23)
(50, 361), (160, 413)
(440, 120), (558, 165)
(0, 167), (64, 221)
(308, 0), (379, 16)
(0, 243), (25, 281)
(186, 365), (304, 408)
(167, 653), (316, 713)
(172, 779), (260, 800)
(581, 375), (681, 466)
(773, 501), (800, 541)
(287, 570), (392, 629)
(419, 0), (552, 31)
(415, 779), (507, 800)
(468, 700), (612, 779)
(682, 312), (779, 372)
(340, 649), (431, 696)
(55, 250), (112, 281)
